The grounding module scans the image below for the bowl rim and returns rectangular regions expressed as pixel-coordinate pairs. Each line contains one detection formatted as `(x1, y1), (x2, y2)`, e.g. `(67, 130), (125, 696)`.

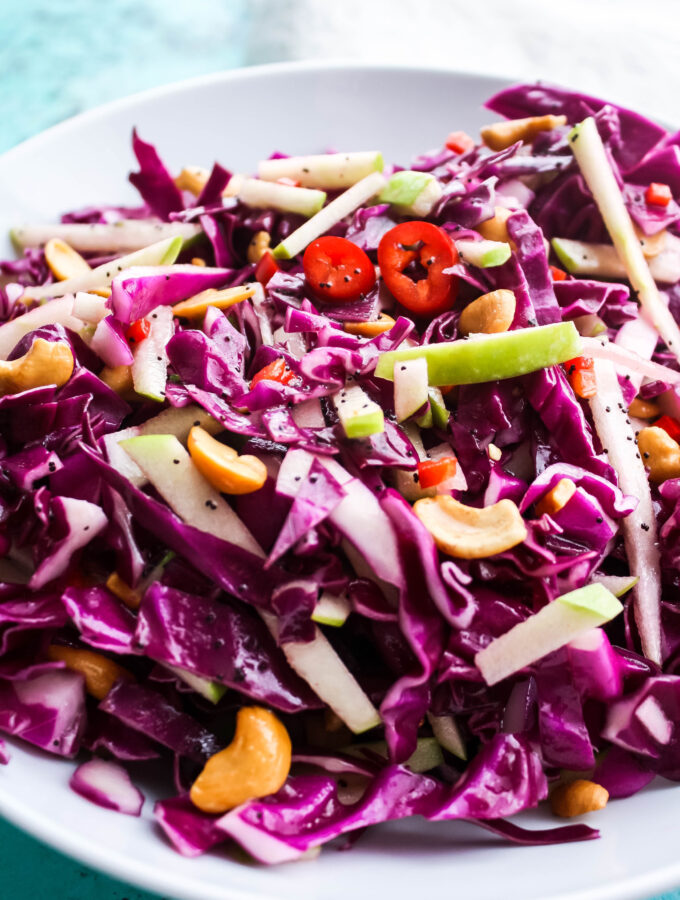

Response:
(1, 59), (679, 900)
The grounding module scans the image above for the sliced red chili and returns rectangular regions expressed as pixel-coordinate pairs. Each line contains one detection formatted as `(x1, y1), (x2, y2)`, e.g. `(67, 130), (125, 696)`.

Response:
(417, 457), (457, 490)
(645, 182), (673, 208)
(445, 131), (475, 155)
(565, 356), (597, 399)
(126, 318), (150, 345)
(276, 176), (301, 187)
(654, 414), (680, 443)
(255, 250), (280, 286)
(303, 236), (376, 304)
(549, 265), (568, 281)
(251, 358), (296, 388)
(377, 221), (459, 317)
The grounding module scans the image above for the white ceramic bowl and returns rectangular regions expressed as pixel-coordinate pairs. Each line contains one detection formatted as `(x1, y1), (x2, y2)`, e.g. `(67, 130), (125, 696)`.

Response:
(0, 61), (679, 900)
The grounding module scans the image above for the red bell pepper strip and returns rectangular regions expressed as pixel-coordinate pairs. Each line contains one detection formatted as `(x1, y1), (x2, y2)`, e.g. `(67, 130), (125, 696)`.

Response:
(126, 318), (151, 345)
(565, 356), (597, 399)
(417, 457), (457, 490)
(251, 358), (296, 388)
(645, 183), (673, 207)
(654, 414), (680, 443)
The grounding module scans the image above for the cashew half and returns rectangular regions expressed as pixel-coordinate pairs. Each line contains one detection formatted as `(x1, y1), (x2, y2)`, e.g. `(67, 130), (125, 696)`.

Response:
(47, 645), (132, 700)
(190, 707), (292, 813)
(459, 289), (516, 336)
(188, 425), (267, 494)
(345, 313), (396, 338)
(477, 206), (513, 243)
(247, 230), (271, 264)
(172, 284), (256, 320)
(414, 495), (527, 559)
(535, 478), (577, 518)
(550, 779), (608, 818)
(45, 238), (91, 281)
(628, 397), (659, 419)
(174, 166), (210, 196)
(638, 426), (680, 482)
(481, 115), (567, 151)
(0, 338), (73, 395)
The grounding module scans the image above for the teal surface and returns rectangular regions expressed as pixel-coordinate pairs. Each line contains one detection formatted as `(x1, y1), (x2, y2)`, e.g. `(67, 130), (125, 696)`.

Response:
(0, 1), (678, 898)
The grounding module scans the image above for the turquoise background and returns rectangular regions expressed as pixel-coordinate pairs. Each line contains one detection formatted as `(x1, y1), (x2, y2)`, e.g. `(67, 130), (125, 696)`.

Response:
(0, 1), (677, 898)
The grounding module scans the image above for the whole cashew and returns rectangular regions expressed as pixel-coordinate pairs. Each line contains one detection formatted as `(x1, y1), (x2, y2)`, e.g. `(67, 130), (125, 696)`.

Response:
(414, 495), (527, 559)
(0, 338), (74, 395)
(459, 289), (516, 336)
(190, 707), (292, 813)
(638, 426), (680, 482)
(47, 645), (132, 700)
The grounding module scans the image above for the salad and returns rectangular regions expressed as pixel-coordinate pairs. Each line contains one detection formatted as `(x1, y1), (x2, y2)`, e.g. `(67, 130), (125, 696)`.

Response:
(1, 80), (680, 864)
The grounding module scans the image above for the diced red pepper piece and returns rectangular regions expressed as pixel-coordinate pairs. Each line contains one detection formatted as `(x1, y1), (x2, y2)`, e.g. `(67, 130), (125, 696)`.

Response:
(654, 414), (680, 443)
(417, 456), (457, 490)
(255, 250), (280, 286)
(645, 182), (673, 208)
(445, 131), (475, 155)
(565, 356), (597, 399)
(251, 357), (296, 388)
(276, 177), (301, 187)
(126, 318), (150, 345)
(549, 265), (567, 281)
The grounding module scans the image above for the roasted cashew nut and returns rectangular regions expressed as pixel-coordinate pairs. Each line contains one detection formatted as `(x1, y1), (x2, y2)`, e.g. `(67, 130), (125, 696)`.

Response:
(174, 166), (210, 196)
(477, 206), (513, 244)
(188, 425), (267, 494)
(44, 238), (92, 281)
(247, 230), (272, 264)
(0, 338), (74, 395)
(481, 115), (567, 151)
(535, 478), (577, 518)
(47, 645), (132, 700)
(550, 779), (609, 818)
(344, 313), (395, 338)
(459, 289), (516, 336)
(638, 426), (680, 483)
(414, 495), (527, 559)
(190, 707), (292, 813)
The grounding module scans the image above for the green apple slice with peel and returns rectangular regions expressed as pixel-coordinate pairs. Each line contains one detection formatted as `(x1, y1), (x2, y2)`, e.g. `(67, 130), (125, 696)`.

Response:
(394, 357), (429, 422)
(21, 236), (182, 302)
(552, 237), (680, 284)
(573, 314), (607, 338)
(131, 306), (174, 402)
(257, 151), (383, 190)
(378, 171), (442, 217)
(163, 663), (227, 704)
(72, 292), (109, 324)
(589, 574), (639, 598)
(0, 295), (84, 359)
(475, 583), (623, 686)
(455, 239), (512, 268)
(311, 590), (351, 627)
(120, 434), (262, 555)
(375, 321), (581, 386)
(427, 712), (467, 760)
(121, 437), (380, 732)
(238, 178), (326, 218)
(103, 404), (221, 487)
(334, 384), (385, 438)
(569, 116), (680, 362)
(589, 356), (661, 664)
(261, 611), (380, 734)
(11, 222), (201, 254)
(344, 737), (444, 772)
(272, 171), (386, 260)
